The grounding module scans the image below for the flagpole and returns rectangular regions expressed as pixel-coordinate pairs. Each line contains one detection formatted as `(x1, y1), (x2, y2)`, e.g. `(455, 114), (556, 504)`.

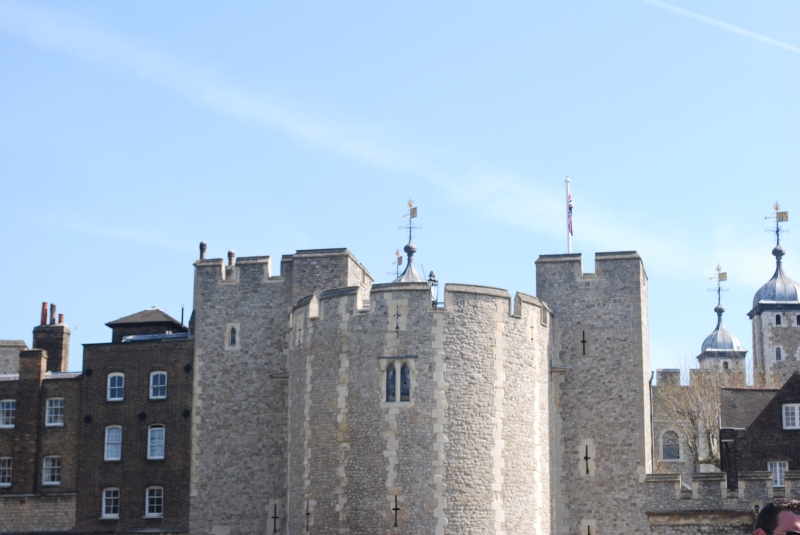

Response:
(565, 177), (572, 254)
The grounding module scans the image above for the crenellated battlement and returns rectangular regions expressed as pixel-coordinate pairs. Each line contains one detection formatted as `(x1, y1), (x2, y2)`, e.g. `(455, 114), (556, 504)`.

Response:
(289, 280), (552, 328)
(642, 470), (800, 532)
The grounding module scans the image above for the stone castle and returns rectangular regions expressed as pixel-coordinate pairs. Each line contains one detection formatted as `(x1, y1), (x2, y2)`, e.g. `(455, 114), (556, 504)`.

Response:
(183, 227), (651, 534)
(3, 210), (800, 534)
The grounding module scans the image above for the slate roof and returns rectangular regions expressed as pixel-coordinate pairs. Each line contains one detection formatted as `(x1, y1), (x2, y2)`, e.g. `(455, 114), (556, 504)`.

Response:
(106, 307), (183, 328)
(720, 388), (779, 428)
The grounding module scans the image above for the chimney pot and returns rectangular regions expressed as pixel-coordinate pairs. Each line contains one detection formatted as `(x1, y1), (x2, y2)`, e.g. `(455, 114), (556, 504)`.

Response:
(200, 241), (207, 260)
(40, 302), (48, 326)
(58, 314), (64, 324)
(50, 304), (57, 325)
(228, 250), (235, 266)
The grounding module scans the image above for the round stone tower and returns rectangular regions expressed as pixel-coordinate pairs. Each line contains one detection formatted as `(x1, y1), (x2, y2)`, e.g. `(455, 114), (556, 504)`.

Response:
(286, 281), (552, 534)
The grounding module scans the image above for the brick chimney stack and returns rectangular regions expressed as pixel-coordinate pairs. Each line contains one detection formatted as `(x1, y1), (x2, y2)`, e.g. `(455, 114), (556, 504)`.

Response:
(33, 302), (71, 373)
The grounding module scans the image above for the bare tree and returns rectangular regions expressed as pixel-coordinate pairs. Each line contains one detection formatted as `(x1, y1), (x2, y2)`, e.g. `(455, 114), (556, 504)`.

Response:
(654, 362), (778, 471)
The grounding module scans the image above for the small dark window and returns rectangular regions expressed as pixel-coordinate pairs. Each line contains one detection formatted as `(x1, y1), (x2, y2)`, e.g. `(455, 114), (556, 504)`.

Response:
(796, 314), (799, 326)
(662, 431), (680, 460)
(400, 364), (410, 402)
(723, 361), (729, 370)
(777, 348), (782, 361)
(777, 314), (782, 326)
(229, 327), (237, 346)
(386, 363), (396, 402)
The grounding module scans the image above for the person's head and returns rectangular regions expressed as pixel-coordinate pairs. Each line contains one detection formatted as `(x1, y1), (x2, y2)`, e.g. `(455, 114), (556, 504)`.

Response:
(755, 499), (800, 535)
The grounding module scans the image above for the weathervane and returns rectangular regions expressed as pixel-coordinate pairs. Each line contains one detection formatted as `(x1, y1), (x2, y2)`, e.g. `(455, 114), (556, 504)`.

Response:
(386, 249), (403, 278)
(708, 264), (728, 306)
(765, 201), (789, 246)
(399, 199), (421, 242)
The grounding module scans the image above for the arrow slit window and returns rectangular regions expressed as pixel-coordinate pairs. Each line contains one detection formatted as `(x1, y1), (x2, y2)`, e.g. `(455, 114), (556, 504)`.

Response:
(386, 363), (396, 402)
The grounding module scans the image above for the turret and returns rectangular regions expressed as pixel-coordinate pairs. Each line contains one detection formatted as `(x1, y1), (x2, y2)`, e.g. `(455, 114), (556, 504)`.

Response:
(697, 305), (747, 372)
(749, 244), (800, 385)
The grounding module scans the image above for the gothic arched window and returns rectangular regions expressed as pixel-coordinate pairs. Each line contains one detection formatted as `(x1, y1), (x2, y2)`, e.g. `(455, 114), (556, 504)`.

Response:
(796, 314), (800, 326)
(662, 431), (680, 460)
(777, 314), (782, 326)
(400, 364), (410, 402)
(777, 348), (782, 361)
(723, 361), (729, 370)
(386, 363), (396, 402)
(229, 327), (237, 346)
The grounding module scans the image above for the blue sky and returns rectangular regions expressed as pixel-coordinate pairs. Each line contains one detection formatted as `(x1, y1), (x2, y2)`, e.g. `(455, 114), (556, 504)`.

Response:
(1, 0), (799, 375)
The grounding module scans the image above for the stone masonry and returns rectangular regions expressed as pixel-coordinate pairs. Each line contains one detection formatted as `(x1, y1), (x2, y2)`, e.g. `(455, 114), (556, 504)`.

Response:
(189, 249), (371, 535)
(287, 282), (551, 534)
(536, 252), (652, 534)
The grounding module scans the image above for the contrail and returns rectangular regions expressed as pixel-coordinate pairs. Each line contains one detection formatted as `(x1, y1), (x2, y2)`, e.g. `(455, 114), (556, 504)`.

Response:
(640, 0), (800, 55)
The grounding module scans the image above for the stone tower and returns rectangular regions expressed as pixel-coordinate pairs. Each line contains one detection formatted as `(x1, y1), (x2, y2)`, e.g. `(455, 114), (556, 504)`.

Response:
(287, 281), (552, 534)
(536, 251), (651, 535)
(189, 247), (372, 534)
(749, 244), (800, 385)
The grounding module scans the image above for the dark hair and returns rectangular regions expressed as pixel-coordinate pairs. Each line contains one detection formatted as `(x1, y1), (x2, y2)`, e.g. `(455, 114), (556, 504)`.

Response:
(755, 499), (800, 533)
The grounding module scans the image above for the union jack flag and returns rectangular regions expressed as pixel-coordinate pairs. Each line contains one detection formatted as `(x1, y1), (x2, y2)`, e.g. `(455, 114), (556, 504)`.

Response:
(568, 193), (574, 236)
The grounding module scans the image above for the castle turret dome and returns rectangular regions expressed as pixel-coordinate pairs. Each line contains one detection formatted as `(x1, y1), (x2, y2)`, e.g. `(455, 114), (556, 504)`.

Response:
(393, 238), (427, 283)
(752, 245), (800, 308)
(701, 305), (744, 352)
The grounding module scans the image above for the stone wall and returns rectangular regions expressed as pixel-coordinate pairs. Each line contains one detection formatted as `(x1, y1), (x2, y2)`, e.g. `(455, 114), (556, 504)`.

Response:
(536, 251), (651, 534)
(751, 309), (800, 385)
(190, 248), (370, 535)
(642, 471), (785, 534)
(651, 385), (696, 483)
(0, 341), (25, 374)
(287, 281), (551, 534)
(0, 494), (77, 532)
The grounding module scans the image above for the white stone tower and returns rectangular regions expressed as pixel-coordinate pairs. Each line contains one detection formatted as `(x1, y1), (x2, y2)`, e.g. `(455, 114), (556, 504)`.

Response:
(749, 244), (800, 385)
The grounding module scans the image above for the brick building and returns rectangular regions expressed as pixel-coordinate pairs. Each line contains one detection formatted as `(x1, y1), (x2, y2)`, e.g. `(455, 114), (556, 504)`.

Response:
(721, 372), (800, 491)
(0, 304), (81, 533)
(75, 308), (193, 533)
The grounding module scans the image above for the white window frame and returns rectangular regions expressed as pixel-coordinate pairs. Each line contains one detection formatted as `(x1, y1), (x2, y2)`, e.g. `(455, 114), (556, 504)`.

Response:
(42, 456), (61, 486)
(769, 461), (789, 487)
(783, 404), (800, 429)
(107, 373), (125, 402)
(0, 400), (16, 428)
(105, 426), (122, 461)
(147, 425), (165, 460)
(102, 487), (120, 519)
(145, 486), (164, 518)
(45, 398), (65, 427)
(0, 457), (11, 487)
(149, 372), (167, 400)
